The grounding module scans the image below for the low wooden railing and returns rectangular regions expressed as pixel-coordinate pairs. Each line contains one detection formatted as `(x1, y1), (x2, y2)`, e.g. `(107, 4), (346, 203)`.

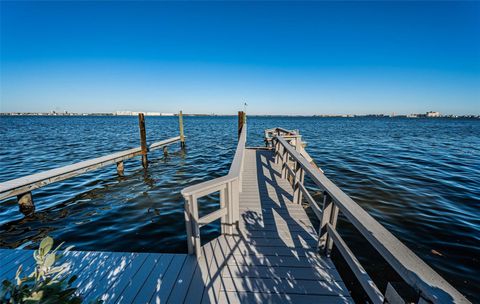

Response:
(0, 112), (186, 215)
(181, 112), (246, 258)
(272, 131), (469, 304)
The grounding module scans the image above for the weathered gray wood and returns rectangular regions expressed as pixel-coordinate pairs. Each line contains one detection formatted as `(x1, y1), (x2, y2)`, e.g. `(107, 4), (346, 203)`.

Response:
(113, 253), (158, 303)
(219, 276), (349, 296)
(148, 255), (187, 304)
(298, 182), (322, 219)
(319, 192), (334, 252)
(217, 291), (354, 303)
(275, 135), (470, 304)
(148, 136), (181, 151)
(86, 252), (147, 302)
(78, 252), (130, 297)
(167, 255), (198, 303)
(132, 253), (174, 303)
(327, 224), (384, 304)
(198, 207), (227, 227)
(183, 239), (217, 303)
(181, 124), (247, 256)
(0, 136), (181, 201)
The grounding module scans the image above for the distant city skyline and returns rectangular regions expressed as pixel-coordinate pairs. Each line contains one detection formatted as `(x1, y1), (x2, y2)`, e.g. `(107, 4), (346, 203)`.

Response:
(1, 2), (479, 115)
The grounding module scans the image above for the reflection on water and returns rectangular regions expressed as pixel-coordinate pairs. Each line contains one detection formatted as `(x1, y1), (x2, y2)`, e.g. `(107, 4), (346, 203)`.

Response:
(0, 116), (479, 300)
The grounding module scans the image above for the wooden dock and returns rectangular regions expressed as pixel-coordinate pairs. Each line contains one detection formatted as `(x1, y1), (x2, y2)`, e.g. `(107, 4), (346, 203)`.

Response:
(0, 148), (351, 303)
(0, 113), (471, 303)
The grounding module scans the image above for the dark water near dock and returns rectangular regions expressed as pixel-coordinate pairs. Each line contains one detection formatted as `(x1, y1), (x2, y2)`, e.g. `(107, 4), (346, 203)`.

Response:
(0, 116), (479, 301)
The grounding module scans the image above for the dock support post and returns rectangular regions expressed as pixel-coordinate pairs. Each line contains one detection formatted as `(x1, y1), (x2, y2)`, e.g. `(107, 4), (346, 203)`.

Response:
(238, 111), (245, 138)
(116, 161), (125, 176)
(179, 111), (185, 148)
(18, 192), (35, 216)
(138, 113), (148, 169)
(318, 192), (339, 256)
(163, 146), (168, 157)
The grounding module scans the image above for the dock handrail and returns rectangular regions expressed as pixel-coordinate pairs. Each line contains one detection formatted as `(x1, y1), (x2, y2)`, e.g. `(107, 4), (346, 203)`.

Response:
(273, 133), (469, 304)
(182, 120), (246, 258)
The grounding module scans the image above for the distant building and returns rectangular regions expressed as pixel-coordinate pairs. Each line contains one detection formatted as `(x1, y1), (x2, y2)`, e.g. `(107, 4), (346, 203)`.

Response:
(114, 111), (174, 116)
(408, 111), (441, 118)
(426, 111), (441, 117)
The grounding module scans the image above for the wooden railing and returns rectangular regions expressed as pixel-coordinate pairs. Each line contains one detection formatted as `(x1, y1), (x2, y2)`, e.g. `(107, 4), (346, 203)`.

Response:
(0, 112), (186, 215)
(272, 131), (469, 304)
(181, 112), (246, 258)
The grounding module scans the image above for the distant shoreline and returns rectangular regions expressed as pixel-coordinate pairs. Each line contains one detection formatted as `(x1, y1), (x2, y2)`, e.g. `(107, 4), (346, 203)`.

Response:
(1, 113), (479, 119)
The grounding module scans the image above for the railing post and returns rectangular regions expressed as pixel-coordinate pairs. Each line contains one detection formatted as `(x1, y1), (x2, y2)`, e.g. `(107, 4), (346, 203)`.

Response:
(274, 139), (280, 164)
(190, 194), (201, 258)
(281, 148), (288, 179)
(179, 110), (185, 148)
(293, 166), (304, 204)
(318, 191), (339, 256)
(230, 179), (240, 233)
(184, 196), (194, 255)
(116, 161), (125, 176)
(17, 192), (34, 216)
(138, 113), (148, 169)
(220, 186), (227, 234)
(295, 135), (302, 151)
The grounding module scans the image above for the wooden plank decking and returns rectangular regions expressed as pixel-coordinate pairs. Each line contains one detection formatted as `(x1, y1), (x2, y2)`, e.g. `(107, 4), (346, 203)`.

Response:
(0, 149), (351, 303)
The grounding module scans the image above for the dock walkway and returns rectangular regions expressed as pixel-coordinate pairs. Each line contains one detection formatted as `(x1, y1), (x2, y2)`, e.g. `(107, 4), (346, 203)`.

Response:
(0, 149), (350, 303)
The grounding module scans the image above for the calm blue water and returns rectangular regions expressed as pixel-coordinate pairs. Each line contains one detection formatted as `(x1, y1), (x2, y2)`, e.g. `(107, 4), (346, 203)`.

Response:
(0, 116), (479, 301)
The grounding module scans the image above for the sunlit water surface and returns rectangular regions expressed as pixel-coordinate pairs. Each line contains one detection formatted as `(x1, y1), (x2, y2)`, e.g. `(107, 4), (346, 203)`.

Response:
(0, 116), (478, 300)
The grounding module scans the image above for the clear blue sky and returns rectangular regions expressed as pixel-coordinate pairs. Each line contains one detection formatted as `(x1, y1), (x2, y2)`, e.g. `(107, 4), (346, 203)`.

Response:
(1, 1), (479, 115)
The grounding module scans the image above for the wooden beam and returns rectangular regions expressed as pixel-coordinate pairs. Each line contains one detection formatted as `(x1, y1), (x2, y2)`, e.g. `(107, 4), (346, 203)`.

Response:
(138, 113), (148, 168)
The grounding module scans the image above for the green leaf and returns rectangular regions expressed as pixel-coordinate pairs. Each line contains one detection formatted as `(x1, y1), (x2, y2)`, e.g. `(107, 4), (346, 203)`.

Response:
(45, 253), (55, 268)
(40, 236), (54, 254)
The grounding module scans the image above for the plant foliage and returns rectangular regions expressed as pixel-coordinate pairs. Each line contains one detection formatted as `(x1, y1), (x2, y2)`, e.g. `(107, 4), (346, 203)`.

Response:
(0, 236), (83, 304)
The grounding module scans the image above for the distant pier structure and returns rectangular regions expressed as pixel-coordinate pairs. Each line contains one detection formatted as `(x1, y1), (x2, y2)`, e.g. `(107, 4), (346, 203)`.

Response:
(0, 112), (471, 303)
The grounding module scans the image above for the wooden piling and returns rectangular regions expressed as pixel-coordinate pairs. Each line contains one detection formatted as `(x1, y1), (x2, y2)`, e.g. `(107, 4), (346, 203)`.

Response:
(238, 111), (245, 138)
(179, 111), (185, 148)
(17, 192), (34, 215)
(138, 113), (148, 168)
(116, 161), (125, 176)
(163, 146), (168, 157)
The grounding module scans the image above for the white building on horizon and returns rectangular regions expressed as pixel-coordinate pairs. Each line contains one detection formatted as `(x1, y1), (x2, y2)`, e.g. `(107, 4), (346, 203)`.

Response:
(114, 111), (175, 116)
